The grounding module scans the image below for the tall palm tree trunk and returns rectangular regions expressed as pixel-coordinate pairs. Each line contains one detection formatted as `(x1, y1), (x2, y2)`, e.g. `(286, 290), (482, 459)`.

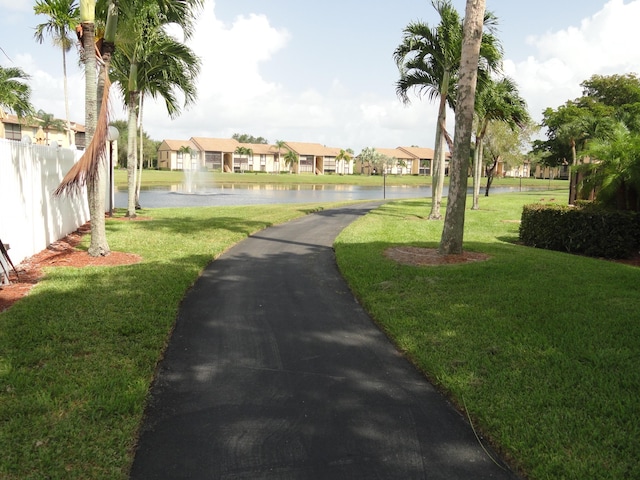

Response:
(62, 48), (72, 146)
(82, 21), (109, 257)
(440, 0), (485, 255)
(126, 90), (139, 217)
(429, 73), (450, 220)
(136, 93), (144, 207)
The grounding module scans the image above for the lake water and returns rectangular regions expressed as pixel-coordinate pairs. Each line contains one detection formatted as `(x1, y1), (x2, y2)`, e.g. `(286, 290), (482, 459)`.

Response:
(114, 183), (527, 209)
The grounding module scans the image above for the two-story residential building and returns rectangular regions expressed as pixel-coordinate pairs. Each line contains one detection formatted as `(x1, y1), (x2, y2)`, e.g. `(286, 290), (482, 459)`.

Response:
(0, 111), (85, 149)
(283, 142), (350, 175)
(157, 137), (354, 175)
(354, 146), (439, 176)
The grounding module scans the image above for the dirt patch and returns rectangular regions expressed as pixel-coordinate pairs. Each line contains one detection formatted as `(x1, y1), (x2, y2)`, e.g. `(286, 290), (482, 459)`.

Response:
(0, 222), (141, 313)
(384, 246), (491, 266)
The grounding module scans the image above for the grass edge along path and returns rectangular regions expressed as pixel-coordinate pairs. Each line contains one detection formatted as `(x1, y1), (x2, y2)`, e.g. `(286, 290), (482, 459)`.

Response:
(0, 202), (348, 480)
(335, 190), (640, 480)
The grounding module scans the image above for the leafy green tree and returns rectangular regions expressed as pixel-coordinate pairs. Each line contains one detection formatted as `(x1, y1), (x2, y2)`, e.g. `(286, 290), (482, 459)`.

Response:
(580, 122), (640, 211)
(34, 0), (79, 145)
(471, 76), (529, 209)
(439, 0), (487, 254)
(394, 0), (502, 220)
(358, 147), (380, 175)
(535, 73), (640, 201)
(483, 121), (529, 195)
(232, 133), (268, 144)
(0, 66), (34, 118)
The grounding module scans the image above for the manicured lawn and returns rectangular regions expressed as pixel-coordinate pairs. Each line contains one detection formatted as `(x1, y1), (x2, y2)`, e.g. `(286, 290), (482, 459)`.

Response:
(2, 189), (637, 478)
(114, 168), (568, 189)
(335, 191), (640, 479)
(0, 202), (346, 479)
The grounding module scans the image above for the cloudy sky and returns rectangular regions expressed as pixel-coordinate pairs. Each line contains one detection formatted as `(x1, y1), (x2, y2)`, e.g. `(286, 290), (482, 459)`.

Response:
(1, 0), (639, 152)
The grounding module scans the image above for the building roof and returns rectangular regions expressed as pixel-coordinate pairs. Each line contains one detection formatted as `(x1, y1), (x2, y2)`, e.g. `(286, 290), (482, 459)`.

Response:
(284, 141), (338, 157)
(159, 139), (199, 151)
(0, 113), (85, 132)
(374, 148), (415, 160)
(191, 137), (240, 152)
(397, 146), (435, 160)
(238, 142), (277, 155)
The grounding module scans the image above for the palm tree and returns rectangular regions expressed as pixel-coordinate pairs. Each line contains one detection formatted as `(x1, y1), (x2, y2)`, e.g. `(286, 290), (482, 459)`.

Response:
(471, 76), (529, 209)
(394, 0), (501, 220)
(0, 66), (34, 118)
(335, 149), (353, 175)
(439, 0), (487, 255)
(54, 0), (117, 256)
(33, 0), (79, 145)
(234, 146), (253, 172)
(283, 149), (299, 174)
(274, 140), (287, 173)
(358, 147), (380, 175)
(35, 109), (66, 145)
(110, 0), (201, 217)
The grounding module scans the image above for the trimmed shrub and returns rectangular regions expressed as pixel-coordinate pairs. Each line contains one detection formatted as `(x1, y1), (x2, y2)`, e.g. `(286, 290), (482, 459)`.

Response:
(519, 204), (640, 259)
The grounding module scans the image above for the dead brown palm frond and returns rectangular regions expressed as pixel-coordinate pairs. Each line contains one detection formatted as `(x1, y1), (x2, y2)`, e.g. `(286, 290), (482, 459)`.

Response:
(54, 70), (112, 196)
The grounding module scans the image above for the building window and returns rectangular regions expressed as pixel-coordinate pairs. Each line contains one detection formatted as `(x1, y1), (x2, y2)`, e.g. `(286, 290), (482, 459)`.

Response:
(5, 123), (21, 141)
(75, 132), (86, 149)
(299, 155), (313, 173)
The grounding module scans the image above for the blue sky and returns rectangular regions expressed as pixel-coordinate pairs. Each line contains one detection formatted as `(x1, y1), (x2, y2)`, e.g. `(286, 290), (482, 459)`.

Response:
(1, 0), (639, 152)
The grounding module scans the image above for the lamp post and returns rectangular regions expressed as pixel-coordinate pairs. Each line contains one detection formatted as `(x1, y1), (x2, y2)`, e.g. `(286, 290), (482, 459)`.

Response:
(106, 126), (120, 216)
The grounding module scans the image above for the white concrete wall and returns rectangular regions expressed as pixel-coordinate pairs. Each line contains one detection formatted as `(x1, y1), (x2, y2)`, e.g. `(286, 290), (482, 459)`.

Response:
(0, 139), (89, 264)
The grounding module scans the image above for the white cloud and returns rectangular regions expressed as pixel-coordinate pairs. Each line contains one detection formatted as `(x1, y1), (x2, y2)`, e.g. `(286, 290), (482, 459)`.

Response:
(508, 0), (640, 120)
(142, 0), (439, 152)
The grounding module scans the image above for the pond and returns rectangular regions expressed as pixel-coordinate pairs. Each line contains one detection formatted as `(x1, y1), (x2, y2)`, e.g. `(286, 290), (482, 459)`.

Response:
(114, 183), (528, 209)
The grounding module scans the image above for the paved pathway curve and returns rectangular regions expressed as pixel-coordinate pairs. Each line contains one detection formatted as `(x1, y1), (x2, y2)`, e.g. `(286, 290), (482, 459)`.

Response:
(130, 203), (519, 479)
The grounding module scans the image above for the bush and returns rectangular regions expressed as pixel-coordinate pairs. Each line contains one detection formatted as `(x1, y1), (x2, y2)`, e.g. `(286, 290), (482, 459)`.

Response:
(519, 204), (640, 259)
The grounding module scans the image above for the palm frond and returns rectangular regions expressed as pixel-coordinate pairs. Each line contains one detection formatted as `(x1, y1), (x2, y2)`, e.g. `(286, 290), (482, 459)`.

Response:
(54, 71), (111, 196)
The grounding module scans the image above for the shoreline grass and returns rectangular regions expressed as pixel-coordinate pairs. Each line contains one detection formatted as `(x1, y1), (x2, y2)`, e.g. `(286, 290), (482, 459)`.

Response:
(2, 190), (638, 478)
(114, 168), (568, 190)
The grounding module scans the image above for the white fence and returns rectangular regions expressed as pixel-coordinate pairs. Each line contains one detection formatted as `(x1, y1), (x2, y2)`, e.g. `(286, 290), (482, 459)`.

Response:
(0, 139), (89, 265)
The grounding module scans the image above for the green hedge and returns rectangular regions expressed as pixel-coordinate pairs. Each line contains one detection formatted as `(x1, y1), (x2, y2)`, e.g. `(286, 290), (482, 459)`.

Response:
(519, 204), (640, 259)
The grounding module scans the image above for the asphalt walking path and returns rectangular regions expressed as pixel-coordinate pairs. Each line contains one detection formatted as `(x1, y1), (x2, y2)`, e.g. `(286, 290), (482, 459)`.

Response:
(130, 203), (519, 480)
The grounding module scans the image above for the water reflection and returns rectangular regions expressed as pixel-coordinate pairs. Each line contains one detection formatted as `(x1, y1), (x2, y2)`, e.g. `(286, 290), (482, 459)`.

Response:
(115, 183), (526, 209)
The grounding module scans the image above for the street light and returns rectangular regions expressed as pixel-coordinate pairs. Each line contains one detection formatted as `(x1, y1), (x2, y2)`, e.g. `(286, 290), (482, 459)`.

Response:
(107, 126), (120, 216)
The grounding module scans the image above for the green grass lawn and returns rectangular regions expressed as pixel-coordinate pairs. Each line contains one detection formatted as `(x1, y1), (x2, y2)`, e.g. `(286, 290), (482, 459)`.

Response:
(114, 168), (568, 190)
(1, 190), (637, 478)
(335, 191), (640, 479)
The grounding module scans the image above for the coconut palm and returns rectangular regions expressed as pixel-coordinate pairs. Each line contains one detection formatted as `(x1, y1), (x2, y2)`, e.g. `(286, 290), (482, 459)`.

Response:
(394, 0), (501, 220)
(34, 0), (79, 145)
(0, 66), (34, 118)
(110, 0), (201, 217)
(471, 76), (529, 209)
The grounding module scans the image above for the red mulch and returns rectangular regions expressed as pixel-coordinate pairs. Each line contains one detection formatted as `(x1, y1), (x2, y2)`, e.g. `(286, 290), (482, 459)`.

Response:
(0, 222), (141, 313)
